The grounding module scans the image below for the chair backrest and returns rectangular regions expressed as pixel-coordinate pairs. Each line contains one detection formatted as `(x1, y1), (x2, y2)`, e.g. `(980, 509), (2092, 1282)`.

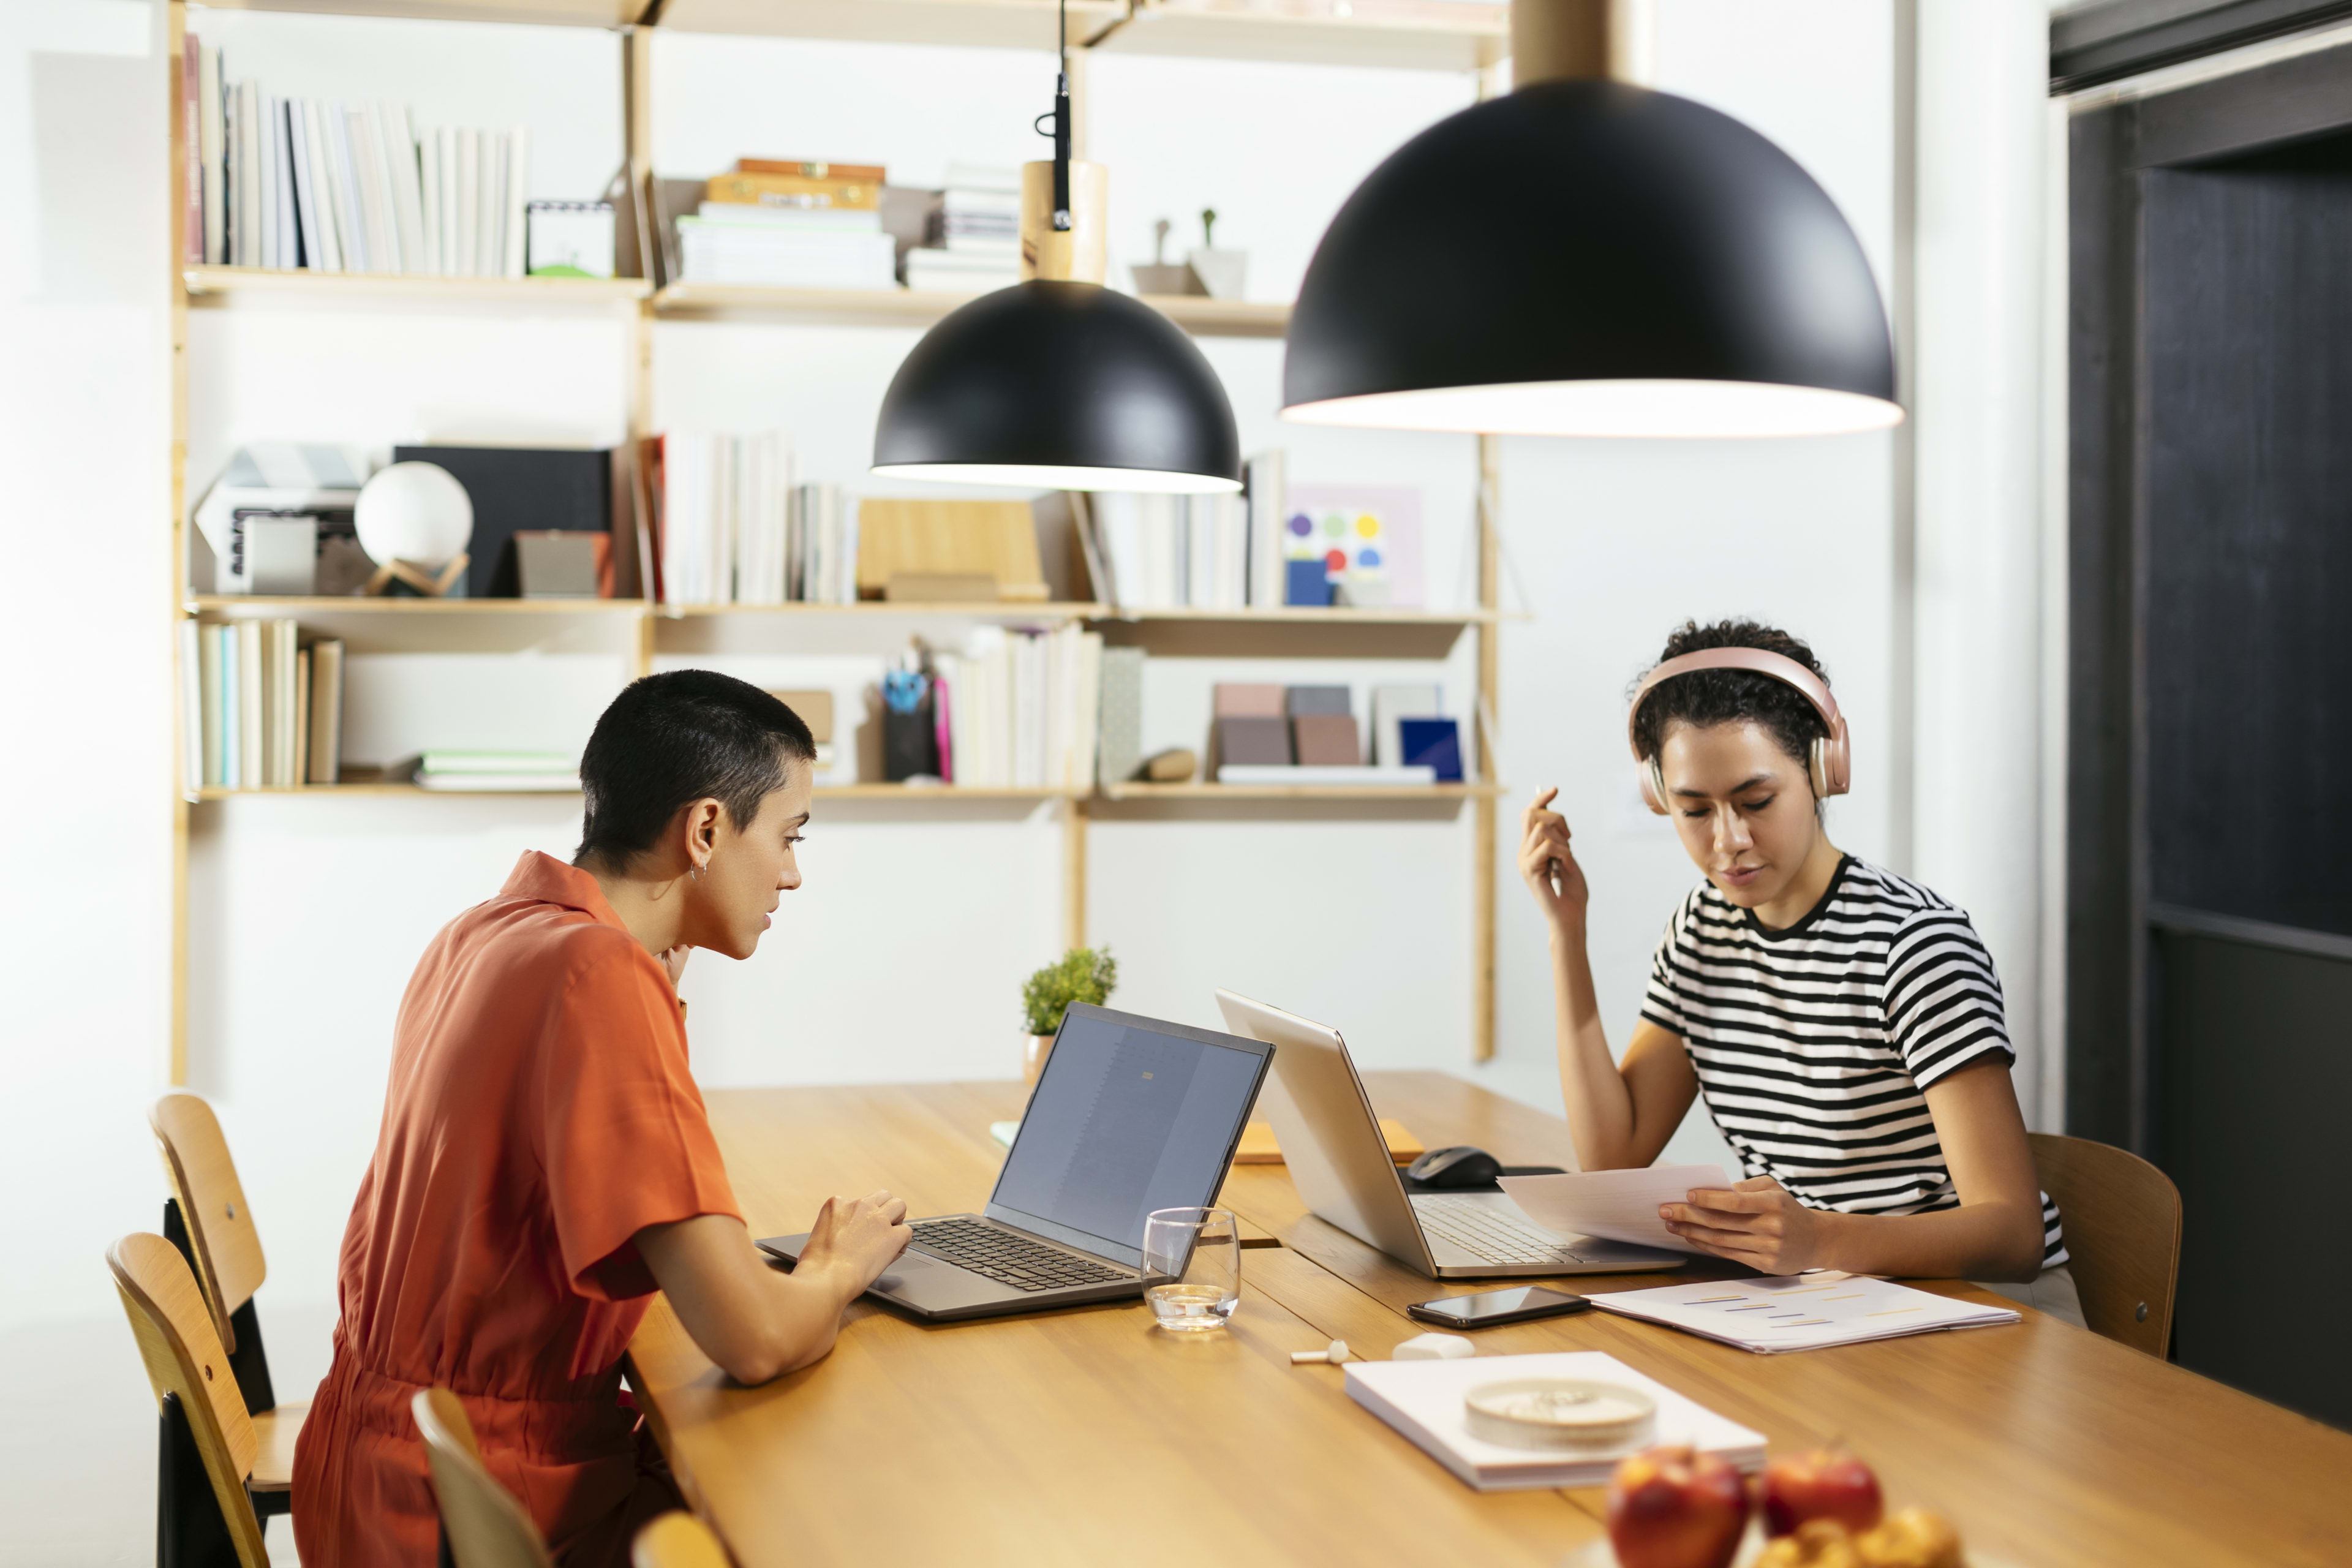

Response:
(633, 1512), (734, 1568)
(2029, 1131), (2184, 1355)
(107, 1233), (271, 1568)
(151, 1092), (267, 1351)
(412, 1387), (556, 1568)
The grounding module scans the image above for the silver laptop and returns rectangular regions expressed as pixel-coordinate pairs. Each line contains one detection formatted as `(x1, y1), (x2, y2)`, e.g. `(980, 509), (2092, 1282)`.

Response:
(1214, 989), (1684, 1278)
(759, 1003), (1273, 1321)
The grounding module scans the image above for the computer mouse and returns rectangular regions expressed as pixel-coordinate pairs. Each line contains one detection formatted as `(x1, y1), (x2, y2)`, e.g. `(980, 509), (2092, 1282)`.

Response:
(1406, 1145), (1503, 1189)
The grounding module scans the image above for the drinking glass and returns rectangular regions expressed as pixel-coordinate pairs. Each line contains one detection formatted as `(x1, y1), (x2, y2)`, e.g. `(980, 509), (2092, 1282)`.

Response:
(1142, 1207), (1240, 1332)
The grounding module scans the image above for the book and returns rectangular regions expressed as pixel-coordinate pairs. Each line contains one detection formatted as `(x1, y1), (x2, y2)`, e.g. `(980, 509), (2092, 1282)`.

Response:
(1286, 484), (1424, 609)
(218, 624), (241, 790)
(183, 37), (201, 262)
(1292, 714), (1362, 766)
(293, 647), (311, 792)
(736, 157), (886, 182)
(1583, 1275), (2022, 1355)
(1345, 1351), (1765, 1491)
(1218, 764), (1434, 785)
(505, 126), (530, 278)
(199, 623), (225, 787)
(854, 499), (1047, 601)
(456, 127), (478, 276)
(328, 104), (367, 271)
(258, 90), (280, 267)
(386, 102), (428, 275)
(1286, 685), (1351, 717)
(235, 81), (260, 268)
(288, 100), (325, 274)
(1096, 647), (1143, 787)
(1398, 717), (1464, 782)
(1216, 716), (1291, 767)
(1213, 683), (1284, 718)
(270, 619), (298, 786)
(706, 171), (881, 211)
(1372, 684), (1442, 769)
(177, 621), (203, 790)
(198, 42), (224, 264)
(417, 749), (576, 775)
(307, 639), (343, 783)
(236, 620), (263, 788)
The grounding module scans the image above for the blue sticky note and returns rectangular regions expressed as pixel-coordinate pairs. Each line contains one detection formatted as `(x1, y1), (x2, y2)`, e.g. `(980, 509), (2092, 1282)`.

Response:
(1398, 717), (1463, 782)
(1284, 557), (1333, 608)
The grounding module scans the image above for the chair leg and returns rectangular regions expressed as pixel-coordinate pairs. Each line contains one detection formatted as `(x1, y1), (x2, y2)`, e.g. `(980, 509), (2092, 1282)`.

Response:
(159, 1392), (241, 1568)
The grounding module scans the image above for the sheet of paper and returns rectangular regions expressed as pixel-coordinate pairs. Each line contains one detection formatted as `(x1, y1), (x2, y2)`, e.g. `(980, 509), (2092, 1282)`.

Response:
(1586, 1274), (2021, 1354)
(1497, 1164), (1732, 1253)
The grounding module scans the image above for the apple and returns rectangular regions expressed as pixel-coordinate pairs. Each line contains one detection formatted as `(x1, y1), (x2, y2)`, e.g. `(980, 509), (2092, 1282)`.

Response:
(1755, 1447), (1884, 1538)
(1606, 1444), (1750, 1568)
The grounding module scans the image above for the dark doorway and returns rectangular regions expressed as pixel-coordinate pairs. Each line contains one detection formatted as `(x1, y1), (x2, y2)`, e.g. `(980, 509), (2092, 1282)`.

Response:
(2070, 42), (2352, 1430)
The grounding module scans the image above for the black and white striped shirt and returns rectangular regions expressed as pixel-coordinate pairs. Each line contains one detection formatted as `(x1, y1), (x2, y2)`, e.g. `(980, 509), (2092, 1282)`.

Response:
(1642, 856), (2067, 1267)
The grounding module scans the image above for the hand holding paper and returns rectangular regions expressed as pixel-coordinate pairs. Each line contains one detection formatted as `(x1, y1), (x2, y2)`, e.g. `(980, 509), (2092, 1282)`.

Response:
(1498, 1165), (1733, 1254)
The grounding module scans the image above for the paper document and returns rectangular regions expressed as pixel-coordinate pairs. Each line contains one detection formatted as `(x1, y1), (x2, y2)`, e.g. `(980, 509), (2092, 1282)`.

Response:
(1497, 1165), (1732, 1253)
(1346, 1351), (1765, 1491)
(1587, 1274), (2021, 1354)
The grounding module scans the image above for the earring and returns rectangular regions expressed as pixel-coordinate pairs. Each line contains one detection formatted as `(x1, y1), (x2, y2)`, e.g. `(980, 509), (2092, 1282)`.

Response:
(689, 864), (704, 882)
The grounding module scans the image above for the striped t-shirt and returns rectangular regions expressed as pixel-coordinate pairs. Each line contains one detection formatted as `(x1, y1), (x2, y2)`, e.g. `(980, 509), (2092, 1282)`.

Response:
(1642, 856), (2066, 1267)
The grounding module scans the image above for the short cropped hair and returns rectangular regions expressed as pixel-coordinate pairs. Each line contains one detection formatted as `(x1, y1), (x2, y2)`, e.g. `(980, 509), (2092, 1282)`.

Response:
(574, 670), (816, 869)
(1629, 619), (1831, 771)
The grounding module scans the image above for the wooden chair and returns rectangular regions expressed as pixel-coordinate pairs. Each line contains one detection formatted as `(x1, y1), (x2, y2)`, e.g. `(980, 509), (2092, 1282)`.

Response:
(2029, 1131), (2184, 1356)
(107, 1233), (276, 1568)
(412, 1387), (554, 1568)
(633, 1512), (734, 1568)
(149, 1092), (303, 1511)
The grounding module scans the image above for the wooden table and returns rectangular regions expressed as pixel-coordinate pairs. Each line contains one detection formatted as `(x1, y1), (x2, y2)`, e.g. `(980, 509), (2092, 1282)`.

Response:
(628, 1075), (2352, 1568)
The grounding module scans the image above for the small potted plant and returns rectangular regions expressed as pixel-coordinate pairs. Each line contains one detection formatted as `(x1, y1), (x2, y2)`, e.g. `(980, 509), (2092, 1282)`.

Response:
(1020, 946), (1117, 1084)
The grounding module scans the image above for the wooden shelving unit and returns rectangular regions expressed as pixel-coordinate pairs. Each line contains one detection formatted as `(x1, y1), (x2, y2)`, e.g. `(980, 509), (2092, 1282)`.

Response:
(166, 0), (1512, 1083)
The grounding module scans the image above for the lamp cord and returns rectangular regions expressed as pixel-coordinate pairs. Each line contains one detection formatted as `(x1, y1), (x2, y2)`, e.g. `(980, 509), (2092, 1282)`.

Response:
(1033, 0), (1072, 232)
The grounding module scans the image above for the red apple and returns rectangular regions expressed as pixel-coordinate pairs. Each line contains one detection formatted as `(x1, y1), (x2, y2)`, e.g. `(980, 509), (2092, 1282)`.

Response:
(1607, 1444), (1749, 1568)
(1755, 1447), (1884, 1538)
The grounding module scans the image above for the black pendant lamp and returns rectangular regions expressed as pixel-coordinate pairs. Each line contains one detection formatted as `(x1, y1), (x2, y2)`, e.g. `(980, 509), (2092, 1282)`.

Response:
(872, 1), (1242, 493)
(1282, 0), (1900, 438)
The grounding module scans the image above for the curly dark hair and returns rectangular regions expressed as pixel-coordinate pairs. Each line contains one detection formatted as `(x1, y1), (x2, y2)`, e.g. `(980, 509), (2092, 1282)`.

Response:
(1629, 619), (1831, 772)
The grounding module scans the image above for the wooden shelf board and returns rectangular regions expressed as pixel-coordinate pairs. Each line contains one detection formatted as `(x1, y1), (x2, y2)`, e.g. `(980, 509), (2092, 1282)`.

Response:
(186, 595), (647, 616)
(187, 0), (641, 24)
(655, 0), (1125, 51)
(193, 782), (1082, 801)
(660, 600), (1106, 619)
(184, 265), (652, 304)
(1099, 782), (1504, 801)
(1104, 605), (1498, 626)
(1093, 0), (1507, 71)
(654, 282), (1288, 338)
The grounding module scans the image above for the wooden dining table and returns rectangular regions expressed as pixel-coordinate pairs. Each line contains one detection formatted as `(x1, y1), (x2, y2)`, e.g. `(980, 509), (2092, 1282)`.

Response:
(625, 1073), (2352, 1568)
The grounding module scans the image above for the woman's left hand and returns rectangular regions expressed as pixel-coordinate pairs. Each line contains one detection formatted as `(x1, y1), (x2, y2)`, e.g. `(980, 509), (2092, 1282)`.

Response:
(1660, 1177), (1831, 1273)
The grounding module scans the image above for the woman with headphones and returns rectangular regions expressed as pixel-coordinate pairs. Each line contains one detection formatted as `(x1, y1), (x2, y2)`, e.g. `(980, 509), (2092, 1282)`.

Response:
(1519, 619), (2084, 1324)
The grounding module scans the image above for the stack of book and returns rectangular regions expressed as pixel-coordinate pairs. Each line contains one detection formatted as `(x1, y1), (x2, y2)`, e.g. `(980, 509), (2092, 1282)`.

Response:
(178, 620), (344, 790)
(408, 751), (578, 792)
(183, 34), (530, 276)
(639, 433), (858, 608)
(903, 165), (1022, 294)
(1088, 493), (1254, 611)
(677, 160), (895, 289)
(1208, 682), (1439, 786)
(931, 624), (1104, 790)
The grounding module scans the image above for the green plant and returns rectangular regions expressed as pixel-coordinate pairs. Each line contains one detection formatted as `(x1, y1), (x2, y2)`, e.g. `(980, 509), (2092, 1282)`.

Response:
(1020, 946), (1117, 1036)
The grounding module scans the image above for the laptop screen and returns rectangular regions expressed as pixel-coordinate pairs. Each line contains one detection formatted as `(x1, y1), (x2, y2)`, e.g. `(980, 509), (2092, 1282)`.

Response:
(987, 1005), (1270, 1266)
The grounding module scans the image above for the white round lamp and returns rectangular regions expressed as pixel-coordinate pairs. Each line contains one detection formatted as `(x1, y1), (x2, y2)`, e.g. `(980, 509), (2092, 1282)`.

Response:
(355, 461), (475, 597)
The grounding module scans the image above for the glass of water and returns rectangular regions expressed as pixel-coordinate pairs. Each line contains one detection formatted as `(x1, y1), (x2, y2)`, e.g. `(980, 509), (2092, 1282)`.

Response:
(1142, 1207), (1240, 1332)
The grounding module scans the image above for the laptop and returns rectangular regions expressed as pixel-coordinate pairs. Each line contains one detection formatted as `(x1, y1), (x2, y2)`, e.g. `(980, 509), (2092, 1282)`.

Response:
(1213, 989), (1684, 1278)
(758, 1003), (1273, 1322)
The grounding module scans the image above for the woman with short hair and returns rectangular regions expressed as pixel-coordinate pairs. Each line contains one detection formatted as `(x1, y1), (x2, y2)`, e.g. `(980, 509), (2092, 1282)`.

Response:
(1520, 619), (2083, 1324)
(296, 670), (913, 1567)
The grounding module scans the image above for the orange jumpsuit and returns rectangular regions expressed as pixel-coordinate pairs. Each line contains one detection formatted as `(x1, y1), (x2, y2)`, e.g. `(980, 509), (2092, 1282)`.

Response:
(293, 851), (740, 1568)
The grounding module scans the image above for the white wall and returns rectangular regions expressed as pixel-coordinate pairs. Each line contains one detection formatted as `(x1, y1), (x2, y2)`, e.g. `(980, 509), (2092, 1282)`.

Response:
(0, 3), (2050, 1561)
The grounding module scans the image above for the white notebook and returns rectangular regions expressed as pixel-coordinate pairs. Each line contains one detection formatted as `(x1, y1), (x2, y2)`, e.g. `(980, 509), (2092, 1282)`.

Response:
(1587, 1274), (2021, 1354)
(1497, 1165), (1730, 1253)
(1345, 1351), (1765, 1491)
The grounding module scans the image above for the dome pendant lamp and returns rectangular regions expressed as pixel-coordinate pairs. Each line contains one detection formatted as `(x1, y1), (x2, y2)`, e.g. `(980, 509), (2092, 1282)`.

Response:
(1281, 0), (1901, 438)
(871, 0), (1242, 493)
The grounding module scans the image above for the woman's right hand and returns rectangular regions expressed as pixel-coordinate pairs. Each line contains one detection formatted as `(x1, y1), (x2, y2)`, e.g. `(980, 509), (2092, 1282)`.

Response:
(796, 1188), (913, 1297)
(1518, 788), (1589, 932)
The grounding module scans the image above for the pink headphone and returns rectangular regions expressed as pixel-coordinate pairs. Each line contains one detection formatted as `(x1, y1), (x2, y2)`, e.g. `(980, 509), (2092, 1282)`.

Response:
(1627, 647), (1851, 815)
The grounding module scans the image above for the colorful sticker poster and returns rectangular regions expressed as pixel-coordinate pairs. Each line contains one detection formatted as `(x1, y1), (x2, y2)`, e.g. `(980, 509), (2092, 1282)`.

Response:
(1280, 486), (1423, 608)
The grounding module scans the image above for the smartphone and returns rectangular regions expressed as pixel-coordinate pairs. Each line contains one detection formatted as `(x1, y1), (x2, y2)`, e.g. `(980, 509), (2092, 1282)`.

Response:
(1405, 1286), (1591, 1329)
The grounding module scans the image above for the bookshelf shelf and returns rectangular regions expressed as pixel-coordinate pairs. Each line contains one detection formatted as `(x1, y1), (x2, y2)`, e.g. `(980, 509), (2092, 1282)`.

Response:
(652, 282), (1289, 339)
(184, 264), (652, 306)
(1098, 782), (1504, 801)
(1107, 606), (1501, 626)
(1094, 0), (1507, 72)
(186, 595), (647, 616)
(662, 600), (1106, 620)
(189, 1), (643, 26)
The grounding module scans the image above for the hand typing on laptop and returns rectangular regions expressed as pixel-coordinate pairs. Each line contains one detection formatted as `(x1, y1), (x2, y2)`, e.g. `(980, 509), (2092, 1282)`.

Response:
(639, 1193), (913, 1383)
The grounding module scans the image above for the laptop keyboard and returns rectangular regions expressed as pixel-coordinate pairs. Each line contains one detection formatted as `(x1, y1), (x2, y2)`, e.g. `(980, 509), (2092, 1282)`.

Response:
(1413, 1195), (1591, 1265)
(910, 1218), (1127, 1292)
